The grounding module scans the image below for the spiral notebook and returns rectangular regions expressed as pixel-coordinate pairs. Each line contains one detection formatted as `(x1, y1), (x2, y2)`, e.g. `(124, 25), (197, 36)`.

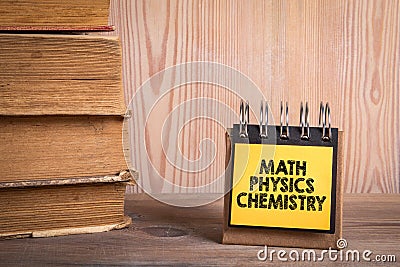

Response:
(223, 101), (343, 249)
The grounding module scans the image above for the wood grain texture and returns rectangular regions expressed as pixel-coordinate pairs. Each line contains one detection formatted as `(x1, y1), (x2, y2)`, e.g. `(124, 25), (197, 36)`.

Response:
(0, 194), (398, 265)
(0, 34), (125, 115)
(341, 0), (400, 193)
(108, 0), (400, 193)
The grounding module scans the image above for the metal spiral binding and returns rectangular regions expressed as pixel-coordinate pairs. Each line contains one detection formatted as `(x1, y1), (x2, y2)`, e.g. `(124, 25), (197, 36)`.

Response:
(319, 102), (332, 141)
(299, 102), (310, 140)
(239, 100), (249, 138)
(280, 101), (289, 139)
(237, 100), (333, 141)
(259, 101), (268, 138)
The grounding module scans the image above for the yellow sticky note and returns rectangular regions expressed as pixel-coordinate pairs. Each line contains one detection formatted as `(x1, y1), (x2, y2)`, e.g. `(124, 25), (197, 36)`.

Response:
(230, 143), (333, 231)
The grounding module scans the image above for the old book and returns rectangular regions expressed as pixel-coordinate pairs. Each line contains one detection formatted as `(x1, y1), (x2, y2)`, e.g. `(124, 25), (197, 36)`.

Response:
(0, 34), (124, 116)
(0, 0), (111, 31)
(0, 171), (134, 238)
(0, 115), (128, 183)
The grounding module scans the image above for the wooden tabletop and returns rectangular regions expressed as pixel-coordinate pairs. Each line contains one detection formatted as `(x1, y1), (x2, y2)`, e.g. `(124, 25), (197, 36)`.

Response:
(0, 194), (399, 266)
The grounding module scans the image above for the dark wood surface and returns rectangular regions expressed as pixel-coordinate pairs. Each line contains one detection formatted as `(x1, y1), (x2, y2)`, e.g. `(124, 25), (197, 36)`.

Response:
(0, 194), (399, 266)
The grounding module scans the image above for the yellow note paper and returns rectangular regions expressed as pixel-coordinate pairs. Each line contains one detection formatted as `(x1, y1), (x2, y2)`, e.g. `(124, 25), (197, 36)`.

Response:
(230, 143), (333, 231)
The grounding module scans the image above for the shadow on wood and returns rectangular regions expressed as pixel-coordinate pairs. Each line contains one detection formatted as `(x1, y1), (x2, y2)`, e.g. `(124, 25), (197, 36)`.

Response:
(125, 193), (224, 244)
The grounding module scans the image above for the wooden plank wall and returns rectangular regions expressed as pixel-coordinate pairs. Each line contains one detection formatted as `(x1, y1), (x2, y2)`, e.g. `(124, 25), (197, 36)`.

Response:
(108, 0), (399, 193)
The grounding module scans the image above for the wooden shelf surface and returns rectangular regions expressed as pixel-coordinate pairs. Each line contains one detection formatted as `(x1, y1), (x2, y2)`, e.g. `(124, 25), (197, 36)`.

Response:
(0, 193), (399, 266)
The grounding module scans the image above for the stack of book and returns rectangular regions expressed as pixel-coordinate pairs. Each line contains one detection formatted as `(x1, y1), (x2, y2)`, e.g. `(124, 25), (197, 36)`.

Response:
(0, 1), (135, 238)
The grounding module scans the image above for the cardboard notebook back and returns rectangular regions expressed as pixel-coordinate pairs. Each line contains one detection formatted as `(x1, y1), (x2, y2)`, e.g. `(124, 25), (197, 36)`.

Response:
(222, 102), (343, 249)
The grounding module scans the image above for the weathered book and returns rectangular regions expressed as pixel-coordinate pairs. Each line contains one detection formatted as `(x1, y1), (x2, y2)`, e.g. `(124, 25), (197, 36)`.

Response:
(0, 34), (124, 116)
(0, 171), (135, 238)
(0, 116), (129, 183)
(0, 0), (112, 31)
